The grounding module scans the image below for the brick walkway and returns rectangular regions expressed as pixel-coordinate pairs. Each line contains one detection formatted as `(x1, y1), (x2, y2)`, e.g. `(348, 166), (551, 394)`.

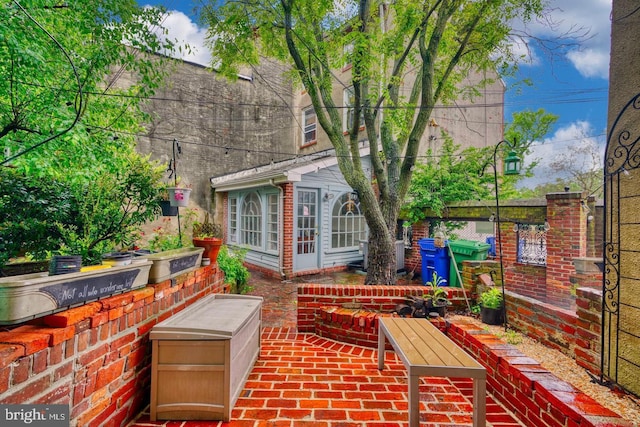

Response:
(127, 270), (524, 427)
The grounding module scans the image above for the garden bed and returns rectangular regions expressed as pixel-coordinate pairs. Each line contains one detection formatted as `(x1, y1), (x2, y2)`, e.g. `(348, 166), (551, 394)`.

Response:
(0, 260), (152, 325)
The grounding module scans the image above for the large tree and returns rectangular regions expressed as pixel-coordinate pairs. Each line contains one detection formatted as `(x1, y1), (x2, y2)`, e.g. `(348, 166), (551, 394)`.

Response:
(0, 0), (179, 176)
(0, 1), (181, 265)
(202, 0), (547, 284)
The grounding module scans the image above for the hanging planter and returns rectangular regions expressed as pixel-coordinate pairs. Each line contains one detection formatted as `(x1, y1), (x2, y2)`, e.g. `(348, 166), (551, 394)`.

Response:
(159, 200), (178, 216)
(167, 187), (191, 207)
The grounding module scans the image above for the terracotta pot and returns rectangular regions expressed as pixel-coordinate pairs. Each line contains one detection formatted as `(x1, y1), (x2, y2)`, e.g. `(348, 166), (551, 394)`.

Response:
(192, 237), (223, 263)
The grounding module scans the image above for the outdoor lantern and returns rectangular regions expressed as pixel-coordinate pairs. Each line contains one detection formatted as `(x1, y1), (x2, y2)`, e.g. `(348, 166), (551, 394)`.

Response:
(504, 150), (521, 175)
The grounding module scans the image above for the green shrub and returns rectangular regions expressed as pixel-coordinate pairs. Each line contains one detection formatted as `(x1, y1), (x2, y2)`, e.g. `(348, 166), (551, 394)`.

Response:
(217, 245), (251, 294)
(479, 287), (503, 309)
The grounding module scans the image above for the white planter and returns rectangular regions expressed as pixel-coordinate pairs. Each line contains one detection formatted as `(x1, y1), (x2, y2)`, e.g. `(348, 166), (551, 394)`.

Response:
(147, 247), (204, 284)
(167, 187), (192, 207)
(0, 261), (152, 325)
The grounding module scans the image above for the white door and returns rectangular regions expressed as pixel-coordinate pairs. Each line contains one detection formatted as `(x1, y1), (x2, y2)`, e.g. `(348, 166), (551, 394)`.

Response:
(295, 188), (319, 271)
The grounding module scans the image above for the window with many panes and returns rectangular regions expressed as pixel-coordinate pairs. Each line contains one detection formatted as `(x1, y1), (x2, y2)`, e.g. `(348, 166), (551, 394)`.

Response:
(266, 194), (278, 251)
(229, 196), (238, 243)
(241, 193), (262, 248)
(331, 192), (366, 248)
(343, 87), (364, 132)
(229, 191), (279, 253)
(302, 107), (316, 146)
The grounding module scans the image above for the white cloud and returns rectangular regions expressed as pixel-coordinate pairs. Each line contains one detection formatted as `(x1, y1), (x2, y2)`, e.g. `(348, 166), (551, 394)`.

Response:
(514, 0), (611, 80)
(566, 48), (610, 79)
(145, 8), (211, 66)
(517, 120), (606, 188)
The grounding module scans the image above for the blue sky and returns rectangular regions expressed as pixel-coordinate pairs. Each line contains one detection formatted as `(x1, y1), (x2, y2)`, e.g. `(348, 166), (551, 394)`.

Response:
(139, 0), (612, 188)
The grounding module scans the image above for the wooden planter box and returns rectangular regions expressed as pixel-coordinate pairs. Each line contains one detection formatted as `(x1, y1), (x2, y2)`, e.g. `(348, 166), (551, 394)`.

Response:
(0, 260), (152, 325)
(149, 294), (263, 421)
(146, 247), (204, 284)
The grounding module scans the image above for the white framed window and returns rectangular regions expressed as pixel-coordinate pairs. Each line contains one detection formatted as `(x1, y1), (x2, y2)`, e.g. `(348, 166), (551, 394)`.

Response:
(267, 194), (279, 251)
(343, 87), (364, 132)
(302, 107), (316, 146)
(343, 42), (354, 69)
(229, 196), (238, 243)
(241, 192), (262, 248)
(229, 190), (279, 253)
(331, 192), (366, 248)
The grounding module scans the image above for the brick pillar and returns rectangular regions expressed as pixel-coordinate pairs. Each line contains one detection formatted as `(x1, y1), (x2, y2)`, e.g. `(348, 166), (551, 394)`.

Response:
(499, 220), (518, 291)
(404, 221), (430, 277)
(282, 183), (294, 278)
(546, 192), (586, 300)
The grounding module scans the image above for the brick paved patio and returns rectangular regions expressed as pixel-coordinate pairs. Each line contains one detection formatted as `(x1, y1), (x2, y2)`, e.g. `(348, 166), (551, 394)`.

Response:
(129, 327), (523, 426)
(127, 270), (524, 427)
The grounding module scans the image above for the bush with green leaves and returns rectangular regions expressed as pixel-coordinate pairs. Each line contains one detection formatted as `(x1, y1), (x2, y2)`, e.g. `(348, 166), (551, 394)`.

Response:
(0, 154), (165, 267)
(479, 287), (503, 309)
(217, 245), (251, 295)
(0, 167), (78, 268)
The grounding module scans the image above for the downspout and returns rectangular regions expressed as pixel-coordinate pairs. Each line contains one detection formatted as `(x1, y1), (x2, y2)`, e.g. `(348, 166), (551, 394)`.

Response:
(269, 179), (286, 279)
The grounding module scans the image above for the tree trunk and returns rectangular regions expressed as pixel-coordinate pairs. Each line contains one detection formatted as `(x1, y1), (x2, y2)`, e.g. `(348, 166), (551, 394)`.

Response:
(364, 224), (396, 285)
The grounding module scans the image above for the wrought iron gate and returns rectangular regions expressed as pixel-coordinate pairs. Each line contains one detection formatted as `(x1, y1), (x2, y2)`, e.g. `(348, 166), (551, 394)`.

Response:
(602, 92), (640, 396)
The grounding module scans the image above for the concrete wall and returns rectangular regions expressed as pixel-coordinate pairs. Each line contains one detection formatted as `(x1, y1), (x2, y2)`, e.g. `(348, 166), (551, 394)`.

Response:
(295, 66), (505, 157)
(131, 57), (294, 216)
(603, 0), (640, 397)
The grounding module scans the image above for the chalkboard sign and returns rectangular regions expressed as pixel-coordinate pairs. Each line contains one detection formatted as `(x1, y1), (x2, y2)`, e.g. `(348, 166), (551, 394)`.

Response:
(41, 269), (141, 308)
(169, 254), (199, 275)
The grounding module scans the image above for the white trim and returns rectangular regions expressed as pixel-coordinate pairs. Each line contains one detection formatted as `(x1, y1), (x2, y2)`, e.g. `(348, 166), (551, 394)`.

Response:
(211, 147), (370, 192)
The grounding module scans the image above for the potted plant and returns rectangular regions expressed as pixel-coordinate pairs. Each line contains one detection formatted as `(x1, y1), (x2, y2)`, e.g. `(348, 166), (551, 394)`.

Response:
(159, 189), (178, 216)
(167, 179), (192, 207)
(192, 212), (223, 264)
(479, 287), (504, 325)
(424, 271), (450, 317)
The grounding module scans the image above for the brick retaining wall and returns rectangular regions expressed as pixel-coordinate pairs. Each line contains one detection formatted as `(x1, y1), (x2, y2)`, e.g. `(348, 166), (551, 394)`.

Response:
(301, 284), (626, 427)
(297, 283), (469, 333)
(0, 265), (227, 426)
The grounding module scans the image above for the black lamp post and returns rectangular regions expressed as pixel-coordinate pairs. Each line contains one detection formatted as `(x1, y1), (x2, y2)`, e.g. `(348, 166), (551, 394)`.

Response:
(482, 140), (521, 331)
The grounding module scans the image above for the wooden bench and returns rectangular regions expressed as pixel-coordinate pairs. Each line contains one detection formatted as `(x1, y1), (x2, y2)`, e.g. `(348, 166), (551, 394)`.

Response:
(377, 317), (486, 427)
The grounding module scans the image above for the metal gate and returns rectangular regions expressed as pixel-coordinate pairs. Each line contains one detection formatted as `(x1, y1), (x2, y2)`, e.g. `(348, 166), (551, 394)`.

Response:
(602, 92), (640, 396)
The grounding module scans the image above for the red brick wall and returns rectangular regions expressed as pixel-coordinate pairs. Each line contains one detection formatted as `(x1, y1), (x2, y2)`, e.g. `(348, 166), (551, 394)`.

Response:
(282, 182), (294, 278)
(546, 192), (586, 288)
(447, 320), (622, 427)
(506, 263), (547, 300)
(574, 287), (602, 374)
(296, 284), (620, 427)
(506, 290), (578, 355)
(297, 283), (469, 333)
(0, 266), (227, 426)
(404, 222), (430, 276)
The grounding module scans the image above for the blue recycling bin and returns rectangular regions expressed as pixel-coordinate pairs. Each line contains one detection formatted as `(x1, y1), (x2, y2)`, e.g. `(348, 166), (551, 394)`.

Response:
(486, 236), (496, 257)
(418, 238), (450, 286)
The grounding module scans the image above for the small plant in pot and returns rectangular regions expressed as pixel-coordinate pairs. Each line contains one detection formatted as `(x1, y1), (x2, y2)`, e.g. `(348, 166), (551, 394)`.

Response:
(479, 286), (504, 325)
(192, 212), (223, 264)
(424, 271), (450, 318)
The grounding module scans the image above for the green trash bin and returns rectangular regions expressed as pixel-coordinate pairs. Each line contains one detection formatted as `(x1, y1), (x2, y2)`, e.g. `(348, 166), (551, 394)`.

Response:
(448, 240), (491, 287)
